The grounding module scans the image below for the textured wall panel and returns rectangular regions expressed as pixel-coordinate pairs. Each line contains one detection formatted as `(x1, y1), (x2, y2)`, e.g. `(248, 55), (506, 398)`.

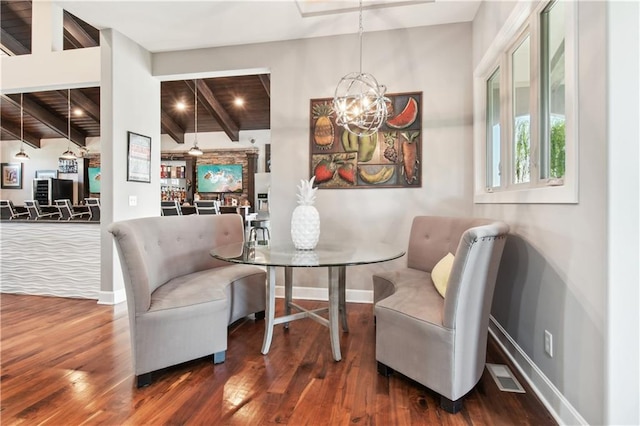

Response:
(1, 222), (100, 299)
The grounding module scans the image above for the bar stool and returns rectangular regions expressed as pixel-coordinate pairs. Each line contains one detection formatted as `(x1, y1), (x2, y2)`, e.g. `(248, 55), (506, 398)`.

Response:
(248, 218), (270, 245)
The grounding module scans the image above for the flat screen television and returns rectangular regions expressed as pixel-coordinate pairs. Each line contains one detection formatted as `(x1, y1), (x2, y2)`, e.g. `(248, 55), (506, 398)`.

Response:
(197, 164), (243, 193)
(88, 167), (101, 193)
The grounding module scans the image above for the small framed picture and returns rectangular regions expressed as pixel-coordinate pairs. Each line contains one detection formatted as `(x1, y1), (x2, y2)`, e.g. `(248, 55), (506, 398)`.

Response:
(127, 131), (152, 183)
(1, 163), (23, 189)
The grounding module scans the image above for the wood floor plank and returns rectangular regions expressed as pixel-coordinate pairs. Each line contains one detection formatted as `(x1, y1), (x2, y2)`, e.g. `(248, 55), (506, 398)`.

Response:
(0, 294), (556, 425)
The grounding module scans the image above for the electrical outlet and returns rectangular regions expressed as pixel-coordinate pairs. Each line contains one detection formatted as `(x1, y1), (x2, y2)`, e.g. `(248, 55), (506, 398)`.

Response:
(129, 195), (137, 206)
(544, 330), (553, 357)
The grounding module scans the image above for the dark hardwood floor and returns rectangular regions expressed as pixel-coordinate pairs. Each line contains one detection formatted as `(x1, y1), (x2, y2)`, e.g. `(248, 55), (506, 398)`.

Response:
(0, 294), (555, 425)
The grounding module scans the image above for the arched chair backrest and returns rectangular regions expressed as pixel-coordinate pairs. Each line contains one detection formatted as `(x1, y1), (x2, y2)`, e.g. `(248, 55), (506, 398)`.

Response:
(195, 200), (220, 215)
(85, 198), (101, 221)
(161, 200), (182, 216)
(24, 200), (60, 220)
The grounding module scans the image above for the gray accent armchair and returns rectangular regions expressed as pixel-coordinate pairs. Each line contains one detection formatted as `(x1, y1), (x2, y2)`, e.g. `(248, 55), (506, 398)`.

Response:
(109, 214), (266, 387)
(374, 216), (509, 413)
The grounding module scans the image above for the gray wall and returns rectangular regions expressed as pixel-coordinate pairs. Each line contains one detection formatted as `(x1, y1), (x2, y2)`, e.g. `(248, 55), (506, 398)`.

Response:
(154, 22), (475, 292)
(473, 2), (608, 424)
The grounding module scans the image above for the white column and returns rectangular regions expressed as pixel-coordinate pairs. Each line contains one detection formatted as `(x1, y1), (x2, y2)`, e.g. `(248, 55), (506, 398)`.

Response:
(606, 1), (640, 424)
(99, 29), (161, 304)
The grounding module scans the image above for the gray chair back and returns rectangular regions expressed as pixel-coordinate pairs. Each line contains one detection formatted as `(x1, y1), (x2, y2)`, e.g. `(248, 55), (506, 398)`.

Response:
(195, 200), (220, 215)
(85, 198), (101, 221)
(8, 200), (27, 219)
(55, 199), (89, 220)
(161, 200), (182, 216)
(0, 200), (13, 220)
(25, 200), (60, 220)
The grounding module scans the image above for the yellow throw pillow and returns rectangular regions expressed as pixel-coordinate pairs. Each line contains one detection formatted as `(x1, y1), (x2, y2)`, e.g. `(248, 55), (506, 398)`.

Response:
(432, 252), (455, 298)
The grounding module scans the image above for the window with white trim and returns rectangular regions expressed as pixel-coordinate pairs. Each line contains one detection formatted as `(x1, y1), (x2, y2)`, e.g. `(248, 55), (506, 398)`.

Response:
(474, 0), (577, 203)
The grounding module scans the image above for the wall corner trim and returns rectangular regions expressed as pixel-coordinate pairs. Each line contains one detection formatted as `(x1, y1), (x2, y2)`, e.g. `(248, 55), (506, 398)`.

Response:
(488, 317), (588, 426)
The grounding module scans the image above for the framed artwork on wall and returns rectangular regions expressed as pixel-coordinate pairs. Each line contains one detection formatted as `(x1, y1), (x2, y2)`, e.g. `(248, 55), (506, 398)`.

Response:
(127, 131), (152, 183)
(309, 92), (422, 189)
(1, 163), (23, 189)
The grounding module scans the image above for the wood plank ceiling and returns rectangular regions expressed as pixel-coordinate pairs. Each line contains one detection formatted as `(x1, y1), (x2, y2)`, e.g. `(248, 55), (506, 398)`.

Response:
(0, 1), (270, 149)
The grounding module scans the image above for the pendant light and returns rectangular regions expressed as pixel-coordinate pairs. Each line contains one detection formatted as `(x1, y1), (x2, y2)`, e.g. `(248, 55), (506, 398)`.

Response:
(333, 0), (389, 137)
(60, 89), (77, 160)
(188, 79), (203, 156)
(14, 93), (30, 161)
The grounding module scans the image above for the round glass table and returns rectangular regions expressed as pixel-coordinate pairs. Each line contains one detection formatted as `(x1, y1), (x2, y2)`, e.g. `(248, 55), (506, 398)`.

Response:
(211, 241), (405, 361)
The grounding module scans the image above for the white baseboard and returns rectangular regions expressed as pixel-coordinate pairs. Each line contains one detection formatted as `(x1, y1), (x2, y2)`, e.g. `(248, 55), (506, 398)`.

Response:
(489, 316), (587, 426)
(97, 289), (126, 305)
(274, 286), (373, 304)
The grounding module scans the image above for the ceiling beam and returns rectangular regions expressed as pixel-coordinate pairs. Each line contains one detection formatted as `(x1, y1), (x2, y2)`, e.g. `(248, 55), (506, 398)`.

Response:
(0, 28), (29, 55)
(161, 109), (185, 144)
(2, 94), (87, 147)
(1, 119), (41, 148)
(258, 74), (271, 98)
(188, 80), (239, 142)
(63, 12), (99, 48)
(58, 90), (100, 124)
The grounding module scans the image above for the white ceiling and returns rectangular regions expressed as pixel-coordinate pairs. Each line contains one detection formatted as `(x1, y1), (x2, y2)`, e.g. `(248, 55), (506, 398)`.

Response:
(56, 0), (481, 53)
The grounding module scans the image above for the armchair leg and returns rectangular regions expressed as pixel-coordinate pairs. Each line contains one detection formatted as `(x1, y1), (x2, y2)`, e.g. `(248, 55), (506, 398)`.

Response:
(254, 310), (265, 320)
(213, 351), (226, 364)
(377, 361), (393, 377)
(440, 396), (463, 414)
(136, 373), (152, 388)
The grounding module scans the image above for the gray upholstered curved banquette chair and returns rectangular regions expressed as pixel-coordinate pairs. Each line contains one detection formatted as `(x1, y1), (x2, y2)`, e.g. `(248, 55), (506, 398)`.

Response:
(373, 216), (509, 413)
(109, 214), (266, 387)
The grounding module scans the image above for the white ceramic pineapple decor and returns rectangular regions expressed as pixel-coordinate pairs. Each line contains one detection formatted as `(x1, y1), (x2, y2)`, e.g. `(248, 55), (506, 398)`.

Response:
(291, 176), (320, 250)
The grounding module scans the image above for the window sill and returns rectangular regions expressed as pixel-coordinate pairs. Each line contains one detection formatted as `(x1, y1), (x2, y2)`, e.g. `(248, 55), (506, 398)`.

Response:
(474, 183), (578, 204)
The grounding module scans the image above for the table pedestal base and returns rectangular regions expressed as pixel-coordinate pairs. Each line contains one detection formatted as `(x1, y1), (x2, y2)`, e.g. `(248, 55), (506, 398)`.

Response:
(261, 265), (348, 361)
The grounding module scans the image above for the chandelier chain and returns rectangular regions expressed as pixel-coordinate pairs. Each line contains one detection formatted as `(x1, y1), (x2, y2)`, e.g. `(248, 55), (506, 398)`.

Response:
(14, 92), (30, 160)
(20, 93), (23, 142)
(68, 89), (71, 143)
(332, 0), (388, 136)
(194, 79), (198, 138)
(59, 88), (76, 159)
(359, 0), (363, 74)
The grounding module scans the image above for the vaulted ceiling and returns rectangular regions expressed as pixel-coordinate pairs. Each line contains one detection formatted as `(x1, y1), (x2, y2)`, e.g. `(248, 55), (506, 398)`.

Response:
(0, 0), (271, 149)
(1, 0), (482, 149)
